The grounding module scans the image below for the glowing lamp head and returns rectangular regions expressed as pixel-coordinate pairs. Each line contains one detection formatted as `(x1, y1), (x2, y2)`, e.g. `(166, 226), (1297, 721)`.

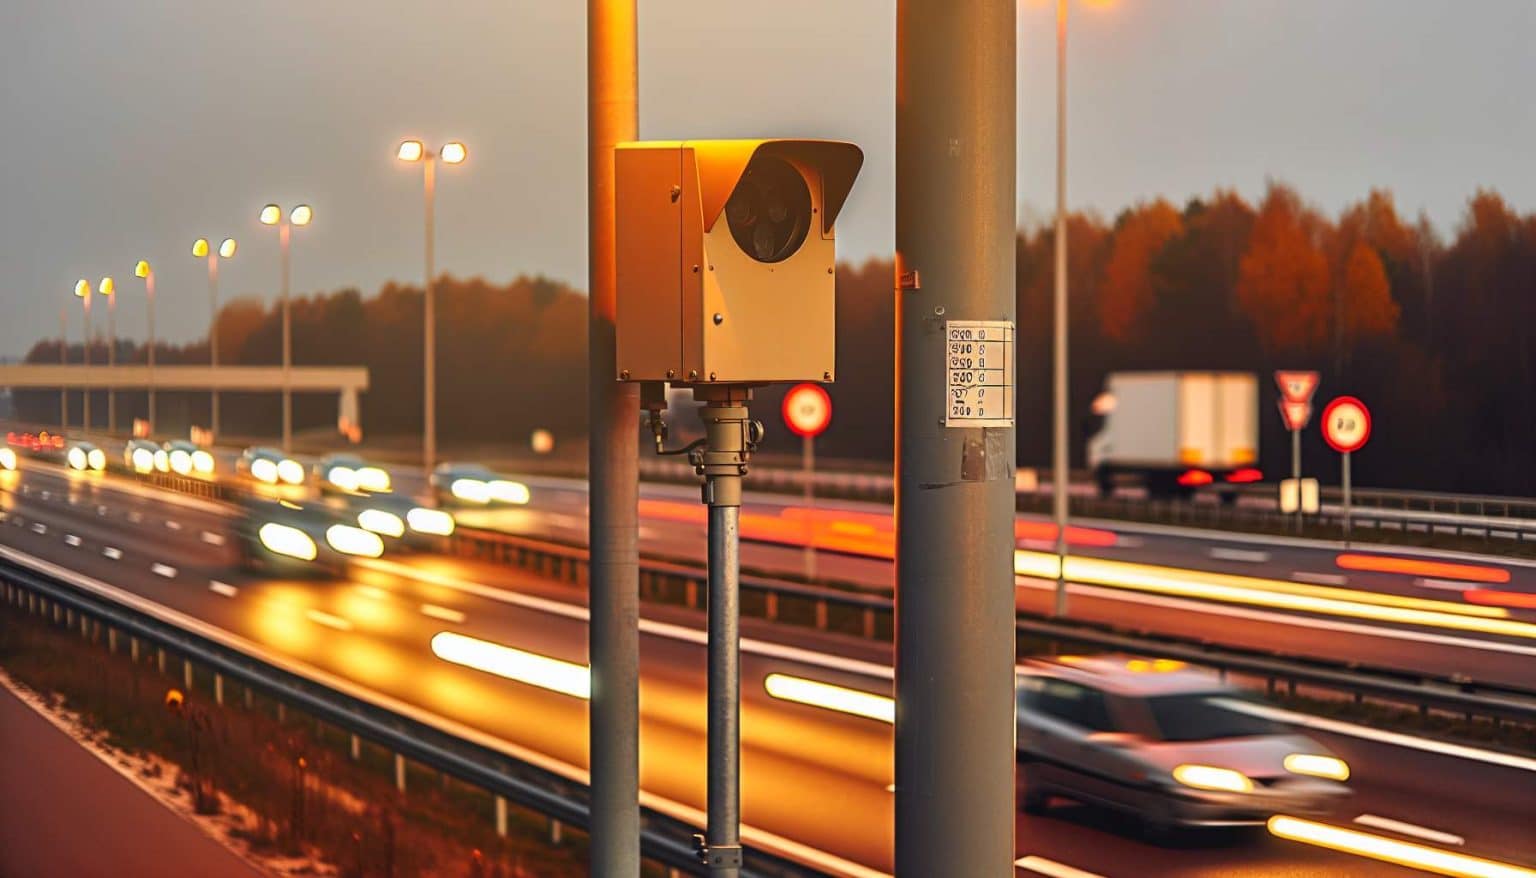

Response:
(130, 447), (154, 474)
(406, 507), (455, 536)
(87, 448), (106, 471)
(290, 204), (312, 226)
(397, 139), (424, 162)
(219, 238), (238, 258)
(259, 204), (282, 226)
(135, 261), (151, 279)
(98, 277), (115, 297)
(74, 279), (91, 298)
(440, 142), (467, 164)
(192, 238), (210, 258)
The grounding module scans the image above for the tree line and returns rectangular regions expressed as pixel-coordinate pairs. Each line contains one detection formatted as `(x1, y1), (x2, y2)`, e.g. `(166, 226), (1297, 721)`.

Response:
(17, 183), (1536, 494)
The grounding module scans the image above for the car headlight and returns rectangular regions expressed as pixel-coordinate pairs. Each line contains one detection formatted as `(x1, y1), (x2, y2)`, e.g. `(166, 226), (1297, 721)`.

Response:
(192, 450), (215, 474)
(0, 448), (17, 471)
(67, 447), (86, 470)
(451, 478), (491, 504)
(154, 449), (170, 472)
(406, 507), (455, 536)
(87, 448), (106, 471)
(258, 522), (318, 561)
(170, 450), (193, 475)
(251, 458), (278, 483)
(131, 448), (155, 474)
(326, 524), (384, 558)
(357, 508), (406, 539)
(276, 459), (305, 485)
(356, 466), (391, 493)
(327, 466), (360, 492)
(1284, 753), (1349, 782)
(489, 479), (531, 505)
(1172, 764), (1254, 794)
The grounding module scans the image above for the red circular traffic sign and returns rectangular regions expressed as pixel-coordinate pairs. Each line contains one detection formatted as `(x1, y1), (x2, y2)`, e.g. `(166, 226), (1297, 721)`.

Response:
(782, 383), (832, 438)
(1322, 396), (1371, 453)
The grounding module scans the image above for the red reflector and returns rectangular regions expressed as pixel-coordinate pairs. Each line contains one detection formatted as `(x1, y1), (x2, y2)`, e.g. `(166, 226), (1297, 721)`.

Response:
(1336, 553), (1511, 584)
(1226, 467), (1263, 484)
(1177, 469), (1214, 487)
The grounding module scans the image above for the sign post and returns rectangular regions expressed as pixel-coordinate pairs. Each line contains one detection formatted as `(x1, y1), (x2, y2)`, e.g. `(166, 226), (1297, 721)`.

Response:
(1275, 371), (1320, 532)
(1322, 395), (1372, 545)
(782, 383), (832, 582)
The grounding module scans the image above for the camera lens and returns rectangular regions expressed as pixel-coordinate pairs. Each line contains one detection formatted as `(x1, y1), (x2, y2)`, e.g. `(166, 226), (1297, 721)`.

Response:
(725, 156), (812, 263)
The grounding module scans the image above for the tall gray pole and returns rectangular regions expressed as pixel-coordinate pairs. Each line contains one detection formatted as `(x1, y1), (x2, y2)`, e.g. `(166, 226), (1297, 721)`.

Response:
(1291, 427), (1301, 533)
(146, 271), (156, 432)
(209, 254), (221, 439)
(423, 155), (437, 474)
(107, 293), (116, 432)
(280, 222), (292, 452)
(82, 295), (91, 432)
(1052, 0), (1071, 616)
(802, 434), (817, 581)
(587, 1), (640, 874)
(59, 307), (68, 430)
(894, 0), (1017, 874)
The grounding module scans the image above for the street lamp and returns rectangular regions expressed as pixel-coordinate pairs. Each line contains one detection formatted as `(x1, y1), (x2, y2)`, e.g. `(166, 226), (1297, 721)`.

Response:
(192, 236), (238, 438)
(397, 138), (467, 472)
(99, 276), (117, 432)
(135, 260), (156, 433)
(1052, 0), (1073, 617)
(73, 279), (93, 431)
(259, 204), (311, 452)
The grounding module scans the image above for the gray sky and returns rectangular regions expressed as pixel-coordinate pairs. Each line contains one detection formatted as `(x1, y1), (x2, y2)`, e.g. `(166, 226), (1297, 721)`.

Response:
(2, 0), (1532, 357)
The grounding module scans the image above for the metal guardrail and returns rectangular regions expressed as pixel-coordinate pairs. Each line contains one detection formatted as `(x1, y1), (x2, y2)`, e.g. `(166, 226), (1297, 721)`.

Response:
(0, 556), (825, 878)
(453, 526), (1536, 727)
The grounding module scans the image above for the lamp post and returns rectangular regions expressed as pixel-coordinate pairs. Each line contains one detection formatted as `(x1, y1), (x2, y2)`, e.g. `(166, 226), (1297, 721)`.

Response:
(134, 261), (156, 433)
(1052, 0), (1070, 616)
(73, 279), (92, 431)
(59, 305), (68, 430)
(193, 237), (238, 439)
(99, 276), (116, 432)
(259, 204), (311, 452)
(397, 139), (467, 474)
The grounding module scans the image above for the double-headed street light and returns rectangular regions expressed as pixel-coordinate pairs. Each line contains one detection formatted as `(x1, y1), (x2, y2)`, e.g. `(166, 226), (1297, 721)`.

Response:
(73, 279), (93, 430)
(259, 204), (312, 452)
(397, 139), (467, 472)
(99, 276), (117, 432)
(192, 236), (238, 438)
(134, 260), (156, 432)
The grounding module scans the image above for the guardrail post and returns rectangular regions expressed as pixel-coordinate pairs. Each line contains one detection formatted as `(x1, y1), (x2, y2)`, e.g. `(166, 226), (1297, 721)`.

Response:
(277, 703), (286, 723)
(244, 687), (254, 710)
(394, 752), (406, 794)
(157, 648), (166, 675)
(764, 591), (778, 622)
(549, 817), (562, 845)
(815, 600), (828, 631)
(130, 637), (139, 661)
(214, 673), (224, 706)
(862, 607), (875, 639)
(183, 659), (193, 691)
(350, 733), (361, 761)
(494, 795), (508, 838)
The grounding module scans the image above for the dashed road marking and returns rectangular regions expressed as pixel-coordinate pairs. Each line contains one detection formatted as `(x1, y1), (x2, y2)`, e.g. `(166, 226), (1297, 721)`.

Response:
(200, 531), (225, 546)
(96, 505), (108, 516)
(1414, 577), (1474, 593)
(1209, 547), (1270, 563)
(1353, 814), (1465, 846)
(127, 511), (143, 523)
(165, 520), (182, 531)
(208, 581), (239, 598)
(1291, 571), (1349, 586)
(30, 523), (46, 534)
(305, 610), (353, 631)
(102, 547), (122, 560)
(63, 534), (81, 547)
(420, 604), (467, 624)
(151, 563), (177, 579)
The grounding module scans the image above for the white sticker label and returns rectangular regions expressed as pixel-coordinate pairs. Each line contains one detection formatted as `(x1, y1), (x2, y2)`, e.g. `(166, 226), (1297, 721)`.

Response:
(945, 320), (1014, 427)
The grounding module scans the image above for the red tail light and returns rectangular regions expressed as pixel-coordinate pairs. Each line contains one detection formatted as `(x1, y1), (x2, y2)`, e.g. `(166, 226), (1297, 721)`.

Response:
(1177, 469), (1214, 487)
(1226, 467), (1263, 484)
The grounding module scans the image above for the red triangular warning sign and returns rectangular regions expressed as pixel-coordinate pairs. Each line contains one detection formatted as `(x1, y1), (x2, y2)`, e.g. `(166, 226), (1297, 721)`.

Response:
(1278, 399), (1312, 431)
(1275, 370), (1320, 404)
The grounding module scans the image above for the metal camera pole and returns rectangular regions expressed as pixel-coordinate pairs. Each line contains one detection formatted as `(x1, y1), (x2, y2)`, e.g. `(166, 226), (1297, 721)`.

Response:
(689, 385), (758, 877)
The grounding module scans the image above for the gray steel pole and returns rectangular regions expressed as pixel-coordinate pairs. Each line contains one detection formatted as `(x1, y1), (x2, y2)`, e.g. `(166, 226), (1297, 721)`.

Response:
(59, 307), (67, 430)
(146, 271), (156, 432)
(1342, 451), (1352, 546)
(895, 0), (1017, 873)
(423, 155), (437, 474)
(107, 293), (116, 432)
(280, 222), (292, 452)
(82, 295), (91, 432)
(1052, 0), (1070, 617)
(803, 434), (817, 581)
(1292, 427), (1301, 532)
(209, 254), (221, 439)
(587, 1), (641, 874)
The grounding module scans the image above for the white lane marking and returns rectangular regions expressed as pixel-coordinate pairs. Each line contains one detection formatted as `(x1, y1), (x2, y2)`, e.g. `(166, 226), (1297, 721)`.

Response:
(1020, 579), (1536, 658)
(208, 581), (239, 598)
(420, 604), (467, 624)
(102, 547), (122, 560)
(1209, 547), (1270, 563)
(1415, 577), (1474, 593)
(164, 520), (182, 531)
(1015, 855), (1104, 878)
(200, 531), (225, 546)
(1353, 814), (1465, 846)
(127, 511), (142, 523)
(305, 609), (353, 631)
(1225, 700), (1536, 774)
(356, 585), (389, 601)
(96, 505), (108, 516)
(39, 490), (50, 500)
(1114, 535), (1146, 548)
(1292, 571), (1349, 586)
(30, 523), (46, 534)
(151, 563), (177, 579)
(356, 558), (895, 680)
(63, 534), (81, 547)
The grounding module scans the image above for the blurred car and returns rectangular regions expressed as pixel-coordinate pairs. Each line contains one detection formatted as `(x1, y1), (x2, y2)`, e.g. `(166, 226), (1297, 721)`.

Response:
(430, 462), (531, 507)
(326, 489), (456, 549)
(1016, 655), (1350, 836)
(8, 430), (65, 460)
(233, 497), (384, 575)
(315, 453), (392, 495)
(157, 440), (215, 477)
(124, 439), (160, 474)
(65, 441), (107, 472)
(238, 446), (306, 486)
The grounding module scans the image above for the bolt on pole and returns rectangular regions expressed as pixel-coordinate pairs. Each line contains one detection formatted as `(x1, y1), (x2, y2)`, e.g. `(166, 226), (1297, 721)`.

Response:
(587, 1), (642, 874)
(895, 0), (1018, 874)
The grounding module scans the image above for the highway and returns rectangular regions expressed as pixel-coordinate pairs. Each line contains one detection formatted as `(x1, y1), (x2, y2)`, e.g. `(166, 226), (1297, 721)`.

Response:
(2, 460), (1534, 875)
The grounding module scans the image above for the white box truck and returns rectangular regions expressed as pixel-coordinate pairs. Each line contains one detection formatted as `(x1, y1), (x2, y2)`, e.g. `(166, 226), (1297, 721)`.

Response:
(1087, 371), (1261, 499)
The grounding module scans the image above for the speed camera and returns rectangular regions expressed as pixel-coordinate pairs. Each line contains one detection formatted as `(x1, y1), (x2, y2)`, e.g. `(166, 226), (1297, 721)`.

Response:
(614, 138), (863, 385)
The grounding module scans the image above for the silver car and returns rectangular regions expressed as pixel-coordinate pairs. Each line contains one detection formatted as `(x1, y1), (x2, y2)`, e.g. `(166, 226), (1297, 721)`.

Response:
(1016, 655), (1351, 835)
